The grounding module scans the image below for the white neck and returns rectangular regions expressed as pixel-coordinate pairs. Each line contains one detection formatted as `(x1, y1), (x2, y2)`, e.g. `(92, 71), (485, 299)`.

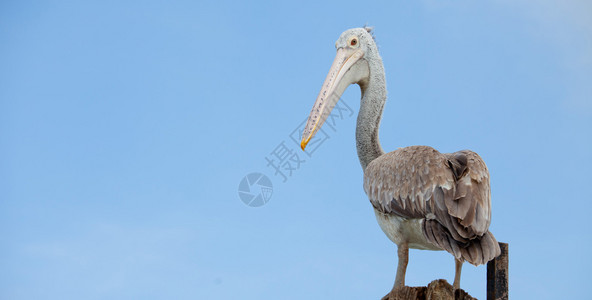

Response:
(356, 52), (387, 171)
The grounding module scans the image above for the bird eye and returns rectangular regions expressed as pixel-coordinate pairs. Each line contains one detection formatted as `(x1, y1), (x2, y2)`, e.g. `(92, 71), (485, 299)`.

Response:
(350, 38), (358, 46)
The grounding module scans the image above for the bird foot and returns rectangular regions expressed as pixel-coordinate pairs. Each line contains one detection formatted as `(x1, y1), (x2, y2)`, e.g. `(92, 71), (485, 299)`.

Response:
(381, 280), (476, 300)
(381, 286), (412, 300)
(381, 290), (394, 300)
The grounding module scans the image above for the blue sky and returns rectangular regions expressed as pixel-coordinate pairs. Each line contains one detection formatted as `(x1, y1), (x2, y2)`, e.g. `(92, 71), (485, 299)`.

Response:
(1, 1), (591, 299)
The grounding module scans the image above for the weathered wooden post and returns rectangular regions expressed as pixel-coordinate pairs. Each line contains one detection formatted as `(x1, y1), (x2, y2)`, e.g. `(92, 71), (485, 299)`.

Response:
(487, 242), (508, 300)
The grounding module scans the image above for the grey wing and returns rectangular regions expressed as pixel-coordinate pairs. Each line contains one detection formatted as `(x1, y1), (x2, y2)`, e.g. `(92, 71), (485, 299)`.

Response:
(442, 150), (492, 237)
(364, 146), (452, 218)
(364, 146), (501, 265)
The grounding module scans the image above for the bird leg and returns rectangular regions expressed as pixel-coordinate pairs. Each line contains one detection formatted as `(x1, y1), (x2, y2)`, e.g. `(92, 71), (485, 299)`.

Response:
(382, 242), (409, 300)
(393, 242), (409, 290)
(453, 258), (463, 290)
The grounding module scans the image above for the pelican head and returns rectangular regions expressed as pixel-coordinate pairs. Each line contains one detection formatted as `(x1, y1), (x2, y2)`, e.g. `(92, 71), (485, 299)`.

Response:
(300, 27), (376, 150)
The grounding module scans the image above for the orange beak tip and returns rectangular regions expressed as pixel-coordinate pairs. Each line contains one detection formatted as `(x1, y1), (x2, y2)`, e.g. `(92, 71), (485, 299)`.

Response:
(300, 140), (307, 151)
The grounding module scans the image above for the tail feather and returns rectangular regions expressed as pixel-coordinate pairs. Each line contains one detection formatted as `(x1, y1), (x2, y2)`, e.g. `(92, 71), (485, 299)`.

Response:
(423, 219), (501, 265)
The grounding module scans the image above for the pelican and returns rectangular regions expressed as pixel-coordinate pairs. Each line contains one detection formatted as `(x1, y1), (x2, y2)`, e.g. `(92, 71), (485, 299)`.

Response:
(300, 27), (500, 298)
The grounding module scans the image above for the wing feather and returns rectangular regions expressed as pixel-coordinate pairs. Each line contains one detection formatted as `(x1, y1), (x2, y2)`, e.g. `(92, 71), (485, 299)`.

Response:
(364, 146), (500, 265)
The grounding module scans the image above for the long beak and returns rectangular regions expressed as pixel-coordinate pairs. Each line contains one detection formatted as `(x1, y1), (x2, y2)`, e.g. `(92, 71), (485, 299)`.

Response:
(301, 48), (364, 150)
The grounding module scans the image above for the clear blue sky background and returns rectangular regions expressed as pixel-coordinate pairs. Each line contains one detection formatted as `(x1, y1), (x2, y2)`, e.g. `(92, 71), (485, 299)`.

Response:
(1, 1), (591, 299)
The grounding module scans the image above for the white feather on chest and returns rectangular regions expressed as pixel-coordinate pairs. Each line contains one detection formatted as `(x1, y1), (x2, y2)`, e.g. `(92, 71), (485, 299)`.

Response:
(374, 209), (441, 251)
